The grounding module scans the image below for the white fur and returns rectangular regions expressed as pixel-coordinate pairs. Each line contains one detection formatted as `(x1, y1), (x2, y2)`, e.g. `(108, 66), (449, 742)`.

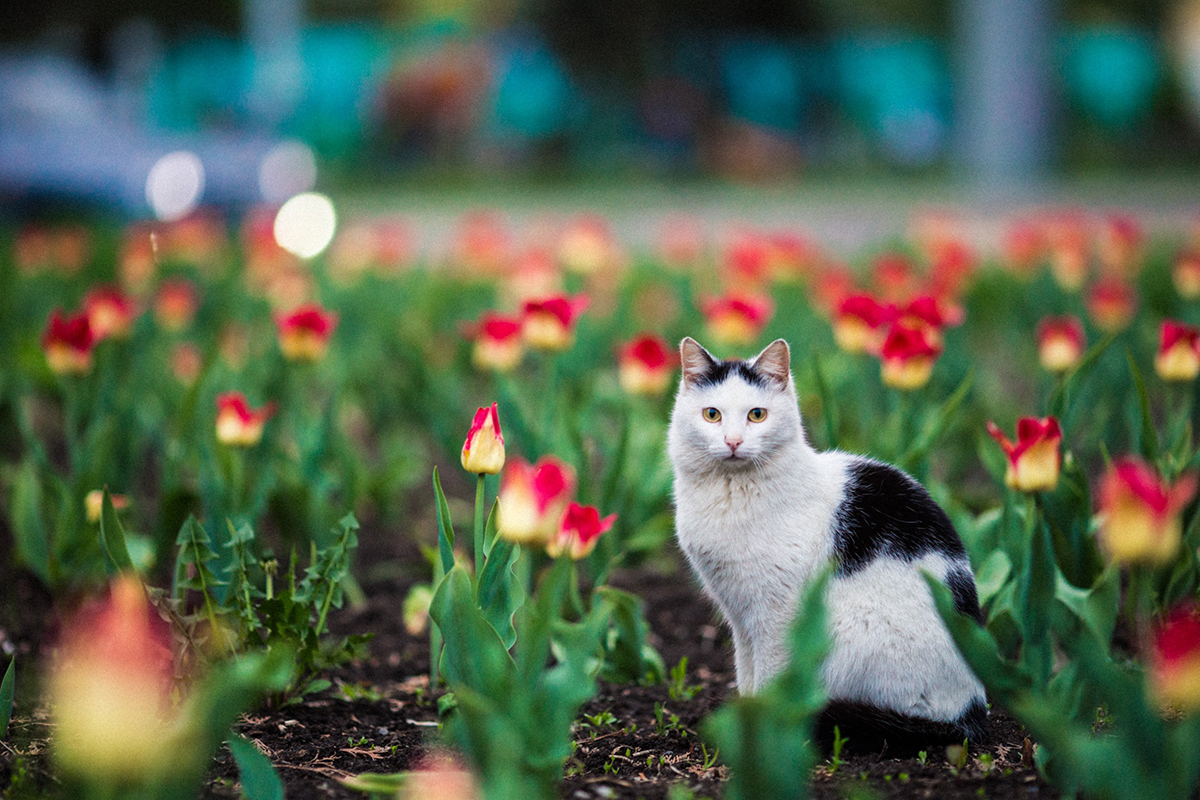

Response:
(668, 340), (984, 722)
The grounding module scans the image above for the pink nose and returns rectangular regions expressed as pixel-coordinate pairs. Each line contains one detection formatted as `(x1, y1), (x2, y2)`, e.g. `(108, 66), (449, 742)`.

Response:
(725, 436), (742, 451)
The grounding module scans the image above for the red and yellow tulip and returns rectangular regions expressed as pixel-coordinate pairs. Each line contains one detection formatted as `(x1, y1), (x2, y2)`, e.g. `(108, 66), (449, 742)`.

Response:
(1036, 315), (1086, 374)
(497, 456), (576, 546)
(215, 392), (276, 447)
(42, 310), (96, 375)
(276, 303), (339, 363)
(617, 334), (674, 396)
(1149, 603), (1200, 714)
(986, 417), (1063, 492)
(461, 403), (505, 475)
(546, 502), (616, 560)
(1097, 458), (1197, 566)
(879, 322), (942, 391)
(1155, 321), (1200, 382)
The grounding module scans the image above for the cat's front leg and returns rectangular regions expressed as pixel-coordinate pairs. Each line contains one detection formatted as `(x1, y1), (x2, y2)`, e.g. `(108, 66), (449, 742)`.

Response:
(747, 606), (794, 692)
(730, 623), (756, 694)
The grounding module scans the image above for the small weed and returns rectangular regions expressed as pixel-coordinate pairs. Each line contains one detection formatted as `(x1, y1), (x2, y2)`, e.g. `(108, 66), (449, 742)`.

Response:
(653, 702), (686, 737)
(828, 725), (849, 775)
(347, 735), (369, 747)
(668, 657), (702, 701)
(976, 753), (996, 774)
(898, 773), (910, 783)
(917, 750), (928, 765)
(946, 739), (970, 775)
(581, 709), (618, 736)
(334, 681), (383, 702)
(700, 742), (720, 770)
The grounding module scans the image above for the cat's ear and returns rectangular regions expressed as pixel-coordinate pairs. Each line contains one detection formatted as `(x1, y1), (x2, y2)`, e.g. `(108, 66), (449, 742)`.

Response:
(680, 337), (717, 386)
(752, 339), (791, 388)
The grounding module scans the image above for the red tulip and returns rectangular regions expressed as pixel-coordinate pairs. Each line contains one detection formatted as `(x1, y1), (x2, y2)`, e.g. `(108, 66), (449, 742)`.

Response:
(276, 303), (339, 363)
(42, 310), (96, 375)
(986, 417), (1062, 492)
(546, 502), (616, 560)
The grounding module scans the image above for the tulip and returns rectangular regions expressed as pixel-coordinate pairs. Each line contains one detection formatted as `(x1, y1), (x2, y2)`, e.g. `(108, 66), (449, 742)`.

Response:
(1149, 604), (1200, 714)
(811, 266), (857, 316)
(402, 584), (434, 636)
(276, 303), (339, 363)
(461, 403), (505, 475)
(558, 215), (617, 275)
(497, 457), (576, 546)
(986, 417), (1062, 492)
(879, 322), (942, 391)
(85, 490), (130, 524)
(701, 293), (774, 348)
(768, 231), (819, 283)
(1001, 219), (1046, 276)
(154, 279), (199, 332)
(1156, 321), (1200, 382)
(42, 310), (96, 375)
(453, 211), (511, 275)
(215, 392), (275, 447)
(83, 286), (138, 341)
(1046, 214), (1090, 291)
(1036, 315), (1086, 373)
(1097, 458), (1197, 566)
(929, 241), (977, 300)
(1097, 214), (1143, 277)
(1085, 279), (1137, 333)
(399, 756), (481, 800)
(832, 294), (894, 354)
(617, 334), (673, 396)
(872, 253), (917, 302)
(471, 313), (525, 372)
(49, 576), (179, 782)
(546, 503), (616, 560)
(118, 226), (158, 294)
(1172, 251), (1200, 300)
(657, 215), (705, 269)
(171, 343), (204, 386)
(722, 234), (772, 287)
(522, 294), (590, 352)
(505, 248), (563, 305)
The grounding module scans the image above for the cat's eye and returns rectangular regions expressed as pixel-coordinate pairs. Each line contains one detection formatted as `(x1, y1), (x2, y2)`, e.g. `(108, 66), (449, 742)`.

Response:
(748, 408), (767, 423)
(702, 407), (722, 423)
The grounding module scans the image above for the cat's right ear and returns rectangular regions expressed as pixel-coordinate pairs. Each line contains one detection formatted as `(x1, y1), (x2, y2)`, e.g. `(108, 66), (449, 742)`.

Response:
(680, 337), (717, 386)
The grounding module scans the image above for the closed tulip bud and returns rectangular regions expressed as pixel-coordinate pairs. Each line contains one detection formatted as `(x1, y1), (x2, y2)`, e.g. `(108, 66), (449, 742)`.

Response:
(558, 215), (617, 275)
(42, 310), (96, 375)
(83, 285), (138, 341)
(85, 490), (130, 524)
(986, 417), (1062, 492)
(701, 293), (774, 348)
(618, 334), (673, 396)
(49, 576), (179, 782)
(154, 279), (199, 332)
(879, 323), (942, 391)
(1036, 316), (1086, 373)
(497, 457), (576, 546)
(471, 313), (524, 372)
(832, 294), (894, 354)
(276, 303), (339, 362)
(522, 294), (590, 351)
(1173, 251), (1200, 300)
(546, 502), (616, 560)
(461, 403), (505, 475)
(1086, 279), (1137, 333)
(1149, 604), (1200, 714)
(1098, 458), (1197, 566)
(1046, 215), (1090, 291)
(1156, 321), (1200, 382)
(215, 392), (276, 447)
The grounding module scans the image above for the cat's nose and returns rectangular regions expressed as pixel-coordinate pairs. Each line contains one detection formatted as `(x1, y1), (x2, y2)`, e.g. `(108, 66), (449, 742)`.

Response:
(725, 435), (742, 451)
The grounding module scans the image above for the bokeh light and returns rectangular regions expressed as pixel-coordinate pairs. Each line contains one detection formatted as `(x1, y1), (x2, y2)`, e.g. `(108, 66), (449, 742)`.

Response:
(145, 151), (205, 222)
(273, 192), (336, 258)
(258, 141), (317, 204)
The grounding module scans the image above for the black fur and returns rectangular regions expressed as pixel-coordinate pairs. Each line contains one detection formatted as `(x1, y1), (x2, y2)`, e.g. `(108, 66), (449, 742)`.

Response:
(832, 459), (969, 576)
(816, 697), (989, 756)
(690, 358), (768, 389)
(946, 566), (985, 624)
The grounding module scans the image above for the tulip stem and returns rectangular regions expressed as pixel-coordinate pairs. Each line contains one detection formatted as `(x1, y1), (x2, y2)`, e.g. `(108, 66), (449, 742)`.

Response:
(567, 560), (586, 620)
(474, 473), (486, 575)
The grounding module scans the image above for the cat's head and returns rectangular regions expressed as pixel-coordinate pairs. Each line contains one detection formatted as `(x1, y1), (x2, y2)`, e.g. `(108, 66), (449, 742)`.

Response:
(668, 337), (804, 472)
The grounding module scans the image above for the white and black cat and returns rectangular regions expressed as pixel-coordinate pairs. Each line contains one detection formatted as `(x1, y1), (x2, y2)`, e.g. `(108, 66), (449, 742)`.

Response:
(668, 336), (987, 747)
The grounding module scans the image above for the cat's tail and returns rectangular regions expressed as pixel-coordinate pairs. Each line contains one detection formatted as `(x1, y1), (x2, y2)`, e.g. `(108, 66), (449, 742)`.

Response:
(815, 697), (989, 756)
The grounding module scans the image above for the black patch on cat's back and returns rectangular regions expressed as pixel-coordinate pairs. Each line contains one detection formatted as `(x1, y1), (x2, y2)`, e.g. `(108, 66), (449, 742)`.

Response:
(946, 565), (984, 623)
(691, 359), (767, 389)
(833, 460), (972, 609)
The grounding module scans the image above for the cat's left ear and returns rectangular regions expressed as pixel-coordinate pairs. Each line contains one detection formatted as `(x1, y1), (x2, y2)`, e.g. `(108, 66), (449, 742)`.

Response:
(752, 339), (791, 388)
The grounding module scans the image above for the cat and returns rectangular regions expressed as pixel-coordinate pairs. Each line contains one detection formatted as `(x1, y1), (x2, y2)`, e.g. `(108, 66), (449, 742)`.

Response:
(667, 336), (988, 748)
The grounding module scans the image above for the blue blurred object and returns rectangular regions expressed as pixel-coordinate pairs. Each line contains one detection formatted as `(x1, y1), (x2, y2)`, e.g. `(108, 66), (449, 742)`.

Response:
(719, 38), (804, 132)
(1059, 24), (1160, 130)
(490, 33), (575, 139)
(0, 53), (311, 216)
(833, 34), (951, 166)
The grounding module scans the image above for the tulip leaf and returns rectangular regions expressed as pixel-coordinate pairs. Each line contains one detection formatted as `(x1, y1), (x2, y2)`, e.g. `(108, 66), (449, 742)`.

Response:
(899, 369), (974, 472)
(9, 460), (49, 584)
(811, 352), (839, 450)
(1126, 349), (1159, 464)
(1048, 332), (1116, 420)
(974, 550), (1012, 608)
(1053, 565), (1119, 647)
(228, 733), (284, 800)
(98, 488), (134, 576)
(596, 586), (665, 684)
(432, 468), (456, 574)
(338, 773), (409, 794)
(476, 504), (522, 649)
(0, 655), (14, 739)
(430, 564), (513, 695)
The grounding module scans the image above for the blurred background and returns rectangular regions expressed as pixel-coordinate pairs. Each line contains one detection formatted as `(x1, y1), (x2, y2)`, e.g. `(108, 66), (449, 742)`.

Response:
(2, 0), (1200, 226)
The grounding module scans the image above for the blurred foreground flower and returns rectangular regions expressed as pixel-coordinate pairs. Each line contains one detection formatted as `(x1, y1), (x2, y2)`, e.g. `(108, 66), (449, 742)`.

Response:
(617, 334), (673, 396)
(701, 293), (773, 348)
(546, 502), (616, 560)
(1036, 315), (1086, 374)
(84, 286), (138, 341)
(879, 323), (942, 391)
(399, 755), (481, 800)
(1001, 219), (1047, 276)
(497, 457), (576, 546)
(832, 294), (894, 354)
(85, 490), (130, 523)
(986, 417), (1062, 492)
(471, 313), (524, 372)
(1097, 214), (1143, 277)
(215, 392), (276, 447)
(402, 584), (434, 636)
(1149, 604), (1200, 714)
(1173, 250), (1200, 299)
(171, 343), (204, 386)
(1098, 457), (1197, 566)
(558, 215), (618, 275)
(49, 576), (178, 782)
(42, 310), (96, 375)
(1156, 321), (1200, 382)
(461, 403), (505, 475)
(1046, 214), (1090, 291)
(522, 294), (589, 352)
(154, 279), (199, 332)
(1086, 279), (1137, 333)
(276, 303), (339, 363)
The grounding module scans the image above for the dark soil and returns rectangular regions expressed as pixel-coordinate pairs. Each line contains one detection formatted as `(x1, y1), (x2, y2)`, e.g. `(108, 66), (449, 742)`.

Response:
(0, 512), (1060, 800)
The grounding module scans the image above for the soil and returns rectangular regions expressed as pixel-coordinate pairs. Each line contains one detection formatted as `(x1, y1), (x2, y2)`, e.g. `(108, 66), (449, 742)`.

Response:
(0, 512), (1060, 800)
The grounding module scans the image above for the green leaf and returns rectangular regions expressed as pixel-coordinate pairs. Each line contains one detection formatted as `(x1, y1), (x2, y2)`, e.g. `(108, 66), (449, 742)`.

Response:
(1126, 349), (1159, 464)
(432, 468), (456, 574)
(595, 586), (665, 684)
(974, 550), (1012, 608)
(228, 733), (285, 800)
(0, 656), (14, 739)
(99, 488), (134, 576)
(811, 352), (839, 450)
(476, 503), (522, 649)
(899, 369), (974, 471)
(173, 515), (225, 599)
(1048, 332), (1116, 420)
(9, 461), (49, 584)
(1053, 566), (1119, 646)
(339, 772), (409, 794)
(429, 565), (513, 696)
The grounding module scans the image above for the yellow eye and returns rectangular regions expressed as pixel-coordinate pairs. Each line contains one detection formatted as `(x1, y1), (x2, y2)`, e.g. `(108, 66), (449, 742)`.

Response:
(702, 407), (722, 423)
(748, 408), (767, 423)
